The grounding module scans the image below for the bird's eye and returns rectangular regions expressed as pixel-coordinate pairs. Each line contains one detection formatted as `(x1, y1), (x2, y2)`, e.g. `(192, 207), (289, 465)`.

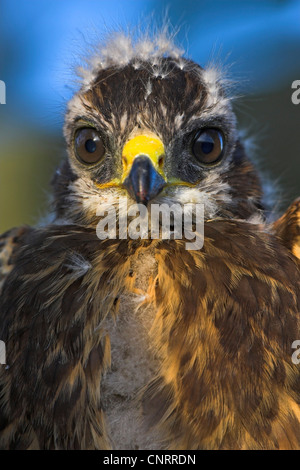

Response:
(74, 128), (105, 164)
(192, 128), (224, 165)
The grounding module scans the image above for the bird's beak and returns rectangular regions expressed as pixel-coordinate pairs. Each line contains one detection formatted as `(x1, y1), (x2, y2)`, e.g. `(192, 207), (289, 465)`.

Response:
(122, 135), (167, 205)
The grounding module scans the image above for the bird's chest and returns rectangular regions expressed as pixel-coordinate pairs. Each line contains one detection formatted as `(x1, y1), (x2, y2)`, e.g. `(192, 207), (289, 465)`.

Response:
(101, 250), (162, 450)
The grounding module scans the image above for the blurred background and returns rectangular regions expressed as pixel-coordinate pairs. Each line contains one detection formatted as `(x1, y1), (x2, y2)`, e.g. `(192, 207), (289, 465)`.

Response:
(0, 0), (299, 232)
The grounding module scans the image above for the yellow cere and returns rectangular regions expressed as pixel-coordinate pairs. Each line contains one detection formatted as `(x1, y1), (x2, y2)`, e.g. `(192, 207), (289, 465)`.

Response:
(121, 135), (166, 181)
(95, 134), (195, 190)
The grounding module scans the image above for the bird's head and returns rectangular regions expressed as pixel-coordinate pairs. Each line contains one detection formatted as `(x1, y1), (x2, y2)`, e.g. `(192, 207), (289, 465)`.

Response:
(52, 32), (264, 230)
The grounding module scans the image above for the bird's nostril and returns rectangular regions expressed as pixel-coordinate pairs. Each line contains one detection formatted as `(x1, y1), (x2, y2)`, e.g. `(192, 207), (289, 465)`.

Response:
(158, 155), (164, 169)
(122, 156), (128, 169)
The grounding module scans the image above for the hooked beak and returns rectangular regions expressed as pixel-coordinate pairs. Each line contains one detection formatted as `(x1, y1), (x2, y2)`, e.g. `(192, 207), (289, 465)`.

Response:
(123, 155), (166, 205)
(122, 134), (167, 205)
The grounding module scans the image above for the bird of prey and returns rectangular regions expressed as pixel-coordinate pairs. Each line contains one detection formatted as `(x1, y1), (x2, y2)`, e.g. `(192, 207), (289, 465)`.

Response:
(0, 30), (299, 450)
